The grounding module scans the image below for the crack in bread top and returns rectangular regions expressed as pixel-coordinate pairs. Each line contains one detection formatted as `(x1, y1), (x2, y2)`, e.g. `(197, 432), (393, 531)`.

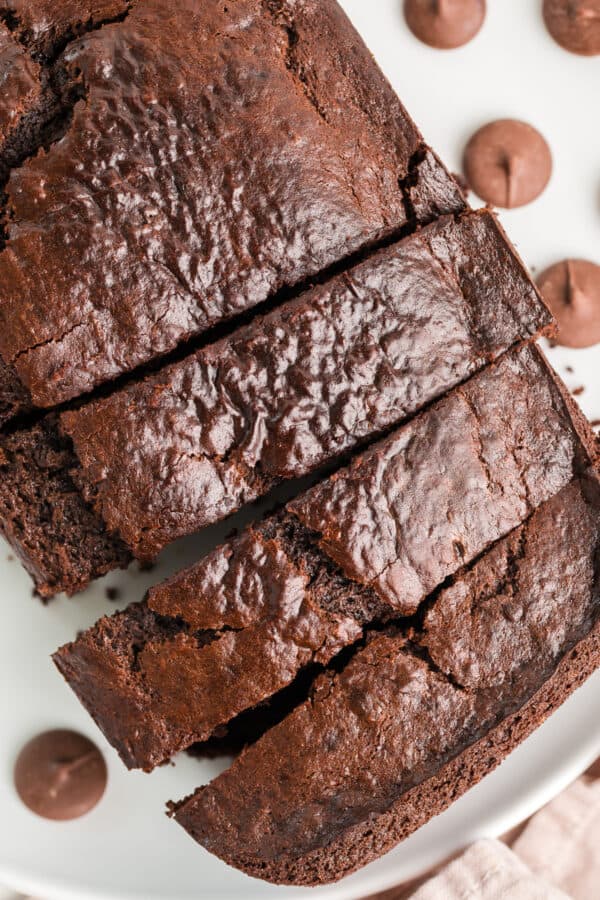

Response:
(0, 0), (463, 410)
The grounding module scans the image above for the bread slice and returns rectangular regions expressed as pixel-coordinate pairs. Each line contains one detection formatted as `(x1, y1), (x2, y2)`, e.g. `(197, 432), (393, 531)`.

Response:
(0, 0), (465, 418)
(3, 211), (551, 596)
(171, 473), (600, 885)
(53, 343), (598, 770)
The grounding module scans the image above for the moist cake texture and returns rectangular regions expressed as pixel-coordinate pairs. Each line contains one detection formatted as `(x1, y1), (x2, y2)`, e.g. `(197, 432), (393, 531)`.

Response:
(0, 355), (31, 426)
(2, 209), (550, 595)
(0, 0), (464, 422)
(0, 416), (129, 596)
(53, 343), (598, 770)
(171, 474), (600, 884)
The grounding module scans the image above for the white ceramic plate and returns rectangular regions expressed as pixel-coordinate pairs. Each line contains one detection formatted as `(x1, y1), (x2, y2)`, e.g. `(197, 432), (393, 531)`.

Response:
(1, 1), (600, 897)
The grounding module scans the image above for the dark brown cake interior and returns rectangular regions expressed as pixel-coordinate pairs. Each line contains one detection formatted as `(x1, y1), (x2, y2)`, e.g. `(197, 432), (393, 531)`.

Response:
(0, 416), (129, 596)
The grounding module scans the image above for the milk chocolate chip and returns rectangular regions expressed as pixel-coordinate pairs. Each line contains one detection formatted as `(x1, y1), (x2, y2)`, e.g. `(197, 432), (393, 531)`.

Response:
(538, 259), (600, 348)
(463, 119), (552, 208)
(543, 1), (600, 56)
(14, 729), (107, 820)
(404, 0), (486, 49)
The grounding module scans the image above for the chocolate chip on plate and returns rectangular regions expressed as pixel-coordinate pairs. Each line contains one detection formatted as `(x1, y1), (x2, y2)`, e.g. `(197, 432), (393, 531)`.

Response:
(537, 259), (600, 348)
(14, 729), (107, 820)
(404, 0), (486, 49)
(463, 119), (552, 208)
(543, 0), (600, 56)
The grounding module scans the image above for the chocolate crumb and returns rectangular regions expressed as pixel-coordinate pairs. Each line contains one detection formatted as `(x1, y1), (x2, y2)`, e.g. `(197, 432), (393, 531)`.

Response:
(566, 365), (574, 374)
(105, 587), (121, 602)
(572, 386), (585, 396)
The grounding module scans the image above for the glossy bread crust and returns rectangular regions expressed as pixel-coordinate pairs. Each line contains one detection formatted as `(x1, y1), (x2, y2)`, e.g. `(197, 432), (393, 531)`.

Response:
(53, 345), (597, 770)
(0, 0), (133, 425)
(0, 0), (464, 416)
(1, 209), (551, 596)
(60, 210), (549, 560)
(289, 343), (595, 609)
(53, 520), (374, 771)
(172, 474), (600, 884)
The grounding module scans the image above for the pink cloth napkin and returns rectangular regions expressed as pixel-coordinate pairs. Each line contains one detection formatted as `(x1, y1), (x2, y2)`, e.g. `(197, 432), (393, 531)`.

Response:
(410, 840), (570, 900)
(510, 772), (600, 899)
(372, 765), (600, 900)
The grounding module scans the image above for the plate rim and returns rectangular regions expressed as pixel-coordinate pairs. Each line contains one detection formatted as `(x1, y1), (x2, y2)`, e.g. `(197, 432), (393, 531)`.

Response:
(2, 673), (600, 900)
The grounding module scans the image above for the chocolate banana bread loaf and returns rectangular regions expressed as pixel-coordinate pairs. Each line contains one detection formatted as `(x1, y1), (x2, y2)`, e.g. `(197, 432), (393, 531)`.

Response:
(1, 210), (550, 596)
(170, 473), (600, 885)
(53, 343), (597, 771)
(0, 0), (464, 424)
(9, 1), (600, 889)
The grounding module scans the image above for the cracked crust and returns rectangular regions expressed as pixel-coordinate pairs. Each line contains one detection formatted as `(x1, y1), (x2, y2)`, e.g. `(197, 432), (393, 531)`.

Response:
(0, 2), (132, 421)
(0, 20), (41, 146)
(177, 621), (600, 885)
(289, 343), (597, 610)
(53, 515), (382, 770)
(423, 476), (600, 690)
(58, 210), (550, 559)
(1, 208), (552, 596)
(0, 2), (131, 60)
(0, 0), (464, 417)
(171, 473), (600, 885)
(53, 345), (596, 769)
